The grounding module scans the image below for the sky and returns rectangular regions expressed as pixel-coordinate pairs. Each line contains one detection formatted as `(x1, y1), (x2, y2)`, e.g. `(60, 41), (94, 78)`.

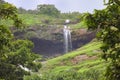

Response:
(4, 0), (106, 13)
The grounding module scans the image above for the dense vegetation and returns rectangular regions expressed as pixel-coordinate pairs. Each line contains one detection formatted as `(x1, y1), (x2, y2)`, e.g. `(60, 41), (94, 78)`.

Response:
(0, 1), (41, 80)
(37, 4), (60, 17)
(84, 0), (120, 80)
(1, 0), (120, 80)
(17, 4), (83, 28)
(24, 41), (106, 80)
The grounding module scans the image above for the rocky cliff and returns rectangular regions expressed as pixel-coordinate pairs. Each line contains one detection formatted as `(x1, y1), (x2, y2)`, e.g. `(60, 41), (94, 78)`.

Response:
(14, 25), (96, 58)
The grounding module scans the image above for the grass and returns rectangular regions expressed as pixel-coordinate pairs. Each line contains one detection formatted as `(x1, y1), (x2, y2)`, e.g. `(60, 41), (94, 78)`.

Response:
(71, 20), (88, 29)
(46, 41), (102, 65)
(0, 19), (14, 27)
(52, 66), (72, 74)
(76, 59), (105, 73)
(2, 14), (56, 27)
(18, 14), (42, 26)
(40, 41), (108, 75)
(18, 14), (65, 26)
(2, 13), (88, 30)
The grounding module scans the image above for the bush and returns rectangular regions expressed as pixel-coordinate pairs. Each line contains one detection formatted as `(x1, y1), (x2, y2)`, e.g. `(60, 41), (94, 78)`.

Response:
(25, 31), (38, 38)
(40, 69), (104, 80)
(24, 74), (42, 80)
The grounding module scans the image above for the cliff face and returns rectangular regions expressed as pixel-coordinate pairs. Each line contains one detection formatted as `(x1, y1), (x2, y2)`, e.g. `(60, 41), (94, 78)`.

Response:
(14, 26), (96, 58)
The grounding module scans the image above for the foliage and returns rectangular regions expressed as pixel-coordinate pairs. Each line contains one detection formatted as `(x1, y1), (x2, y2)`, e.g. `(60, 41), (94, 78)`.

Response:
(18, 7), (27, 14)
(84, 0), (120, 80)
(18, 7), (38, 14)
(60, 12), (82, 21)
(0, 2), (41, 80)
(18, 14), (42, 26)
(38, 69), (103, 80)
(37, 4), (60, 17)
(46, 42), (101, 65)
(39, 41), (105, 80)
(0, 0), (5, 3)
(24, 74), (42, 80)
(71, 20), (87, 29)
(25, 31), (38, 38)
(10, 10), (83, 27)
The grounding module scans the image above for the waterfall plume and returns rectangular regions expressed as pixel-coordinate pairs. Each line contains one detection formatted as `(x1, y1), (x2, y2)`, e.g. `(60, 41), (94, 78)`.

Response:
(63, 25), (72, 53)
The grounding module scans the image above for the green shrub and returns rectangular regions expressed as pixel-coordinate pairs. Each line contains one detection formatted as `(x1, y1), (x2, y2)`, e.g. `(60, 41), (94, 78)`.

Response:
(40, 69), (104, 80)
(25, 31), (38, 38)
(81, 69), (104, 80)
(24, 74), (42, 80)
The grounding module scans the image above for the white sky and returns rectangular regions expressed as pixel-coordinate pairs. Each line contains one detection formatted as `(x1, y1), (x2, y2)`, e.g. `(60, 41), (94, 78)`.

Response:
(4, 0), (106, 13)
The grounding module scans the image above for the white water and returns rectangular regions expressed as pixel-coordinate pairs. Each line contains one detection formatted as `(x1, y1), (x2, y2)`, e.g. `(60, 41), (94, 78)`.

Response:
(63, 25), (72, 53)
(18, 64), (31, 72)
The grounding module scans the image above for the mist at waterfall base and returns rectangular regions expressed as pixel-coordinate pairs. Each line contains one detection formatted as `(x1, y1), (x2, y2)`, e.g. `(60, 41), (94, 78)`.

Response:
(63, 25), (72, 53)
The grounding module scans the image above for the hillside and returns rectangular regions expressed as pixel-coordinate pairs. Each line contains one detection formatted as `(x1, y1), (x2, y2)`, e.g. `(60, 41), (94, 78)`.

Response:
(29, 41), (108, 80)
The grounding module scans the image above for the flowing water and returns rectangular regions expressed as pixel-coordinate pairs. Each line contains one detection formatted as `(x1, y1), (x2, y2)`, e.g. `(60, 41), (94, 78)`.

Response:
(63, 25), (72, 53)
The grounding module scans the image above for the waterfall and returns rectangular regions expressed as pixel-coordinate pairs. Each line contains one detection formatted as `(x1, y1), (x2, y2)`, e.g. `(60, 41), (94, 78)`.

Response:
(63, 25), (72, 53)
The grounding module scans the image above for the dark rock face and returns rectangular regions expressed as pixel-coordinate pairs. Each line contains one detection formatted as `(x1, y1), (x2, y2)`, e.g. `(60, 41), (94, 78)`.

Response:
(72, 32), (95, 49)
(13, 26), (96, 58)
(29, 30), (95, 58)
(30, 38), (64, 58)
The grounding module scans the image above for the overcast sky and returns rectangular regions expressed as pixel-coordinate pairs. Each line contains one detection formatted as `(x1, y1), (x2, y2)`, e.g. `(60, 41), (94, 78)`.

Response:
(4, 0), (106, 13)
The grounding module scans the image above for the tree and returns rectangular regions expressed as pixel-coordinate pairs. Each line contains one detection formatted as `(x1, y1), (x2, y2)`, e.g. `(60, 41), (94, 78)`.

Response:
(27, 9), (38, 14)
(18, 7), (27, 14)
(84, 0), (120, 80)
(0, 2), (41, 80)
(37, 4), (60, 17)
(0, 0), (5, 3)
(18, 7), (38, 14)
